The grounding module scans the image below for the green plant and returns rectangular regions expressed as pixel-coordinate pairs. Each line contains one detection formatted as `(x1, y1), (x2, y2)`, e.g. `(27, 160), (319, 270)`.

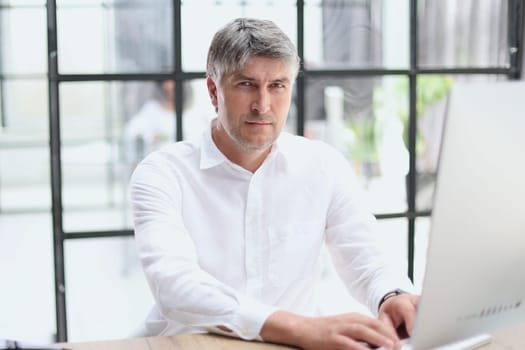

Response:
(344, 75), (452, 170)
(348, 118), (378, 163)
(396, 75), (453, 152)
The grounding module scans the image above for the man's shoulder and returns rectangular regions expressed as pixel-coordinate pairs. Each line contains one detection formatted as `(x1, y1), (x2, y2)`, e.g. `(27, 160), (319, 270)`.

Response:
(136, 140), (200, 170)
(130, 140), (202, 188)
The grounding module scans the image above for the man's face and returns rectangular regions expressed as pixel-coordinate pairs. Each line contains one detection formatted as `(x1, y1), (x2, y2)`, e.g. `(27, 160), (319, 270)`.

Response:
(207, 56), (294, 153)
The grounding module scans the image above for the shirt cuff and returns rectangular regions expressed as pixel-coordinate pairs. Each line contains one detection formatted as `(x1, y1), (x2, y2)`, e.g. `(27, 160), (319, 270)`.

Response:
(227, 295), (280, 341)
(369, 276), (416, 316)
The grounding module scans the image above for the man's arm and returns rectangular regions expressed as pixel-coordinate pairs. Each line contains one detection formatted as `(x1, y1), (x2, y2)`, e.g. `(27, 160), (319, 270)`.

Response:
(322, 147), (416, 313)
(130, 160), (277, 340)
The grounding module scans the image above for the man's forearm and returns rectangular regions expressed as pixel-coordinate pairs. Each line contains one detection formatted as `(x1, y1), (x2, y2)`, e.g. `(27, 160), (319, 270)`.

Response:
(259, 310), (310, 348)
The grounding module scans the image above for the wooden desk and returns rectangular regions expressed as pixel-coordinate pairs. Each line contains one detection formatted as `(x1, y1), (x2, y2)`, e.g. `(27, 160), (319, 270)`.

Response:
(489, 322), (525, 349)
(59, 333), (296, 350)
(59, 322), (525, 350)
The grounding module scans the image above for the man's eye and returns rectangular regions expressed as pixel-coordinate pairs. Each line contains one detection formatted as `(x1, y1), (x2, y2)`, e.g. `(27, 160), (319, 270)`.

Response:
(239, 81), (253, 87)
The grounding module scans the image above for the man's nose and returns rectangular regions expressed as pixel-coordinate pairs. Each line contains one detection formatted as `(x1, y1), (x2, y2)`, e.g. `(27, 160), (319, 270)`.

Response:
(251, 89), (271, 114)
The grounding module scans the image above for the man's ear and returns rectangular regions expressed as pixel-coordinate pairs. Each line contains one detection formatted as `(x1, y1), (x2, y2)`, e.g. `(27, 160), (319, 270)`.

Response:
(207, 77), (218, 109)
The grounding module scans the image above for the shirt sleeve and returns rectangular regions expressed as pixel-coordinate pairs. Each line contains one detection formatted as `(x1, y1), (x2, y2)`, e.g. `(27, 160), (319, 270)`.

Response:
(322, 148), (416, 315)
(129, 157), (278, 340)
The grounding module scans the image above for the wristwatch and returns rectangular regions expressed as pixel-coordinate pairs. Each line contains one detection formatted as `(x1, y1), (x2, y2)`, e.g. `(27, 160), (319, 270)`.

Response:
(378, 288), (407, 310)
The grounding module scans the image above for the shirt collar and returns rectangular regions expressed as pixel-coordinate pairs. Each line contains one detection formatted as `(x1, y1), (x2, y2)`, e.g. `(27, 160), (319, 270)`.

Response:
(199, 122), (227, 169)
(199, 120), (291, 173)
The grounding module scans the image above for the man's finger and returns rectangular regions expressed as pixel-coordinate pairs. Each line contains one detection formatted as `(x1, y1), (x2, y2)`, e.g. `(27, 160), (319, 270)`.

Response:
(400, 295), (419, 336)
(341, 324), (397, 350)
(378, 312), (395, 329)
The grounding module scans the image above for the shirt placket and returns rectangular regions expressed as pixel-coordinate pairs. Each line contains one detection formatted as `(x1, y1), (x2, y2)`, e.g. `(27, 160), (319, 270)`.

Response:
(244, 172), (264, 299)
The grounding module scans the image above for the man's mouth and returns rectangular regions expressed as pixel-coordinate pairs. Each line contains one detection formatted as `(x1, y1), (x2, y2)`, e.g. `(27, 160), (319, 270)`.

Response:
(245, 119), (273, 125)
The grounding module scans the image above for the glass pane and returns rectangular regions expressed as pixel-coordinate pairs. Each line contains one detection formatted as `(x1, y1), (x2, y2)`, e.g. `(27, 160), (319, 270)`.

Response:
(304, 0), (409, 69)
(185, 78), (214, 141)
(304, 76), (409, 214)
(318, 218), (408, 316)
(0, 213), (55, 343)
(0, 84), (3, 126)
(415, 74), (509, 211)
(0, 6), (47, 74)
(414, 217), (430, 292)
(181, 1), (297, 71)
(57, 0), (173, 74)
(418, 0), (510, 68)
(0, 1), (45, 4)
(65, 237), (153, 341)
(57, 0), (105, 4)
(0, 146), (51, 211)
(59, 80), (210, 232)
(59, 81), (163, 232)
(0, 79), (50, 212)
(375, 218), (409, 277)
(1, 79), (48, 131)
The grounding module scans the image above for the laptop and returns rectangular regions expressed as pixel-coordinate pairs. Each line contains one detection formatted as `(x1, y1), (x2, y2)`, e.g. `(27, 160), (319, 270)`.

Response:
(381, 81), (525, 349)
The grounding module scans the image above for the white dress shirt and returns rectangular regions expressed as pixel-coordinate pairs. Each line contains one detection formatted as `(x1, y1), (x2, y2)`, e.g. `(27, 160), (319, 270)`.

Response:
(129, 121), (414, 340)
(124, 100), (175, 163)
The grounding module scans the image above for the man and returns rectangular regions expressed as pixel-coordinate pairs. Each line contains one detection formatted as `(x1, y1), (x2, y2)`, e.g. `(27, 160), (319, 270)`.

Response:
(123, 80), (203, 167)
(130, 18), (418, 350)
(123, 81), (177, 167)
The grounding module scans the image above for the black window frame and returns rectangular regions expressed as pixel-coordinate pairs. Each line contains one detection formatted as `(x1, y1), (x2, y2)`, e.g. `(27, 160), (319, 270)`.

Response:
(38, 0), (525, 341)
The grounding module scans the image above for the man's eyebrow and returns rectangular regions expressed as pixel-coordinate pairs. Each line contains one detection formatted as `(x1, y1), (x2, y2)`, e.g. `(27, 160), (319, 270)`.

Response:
(272, 77), (291, 84)
(230, 73), (254, 81)
(230, 73), (291, 84)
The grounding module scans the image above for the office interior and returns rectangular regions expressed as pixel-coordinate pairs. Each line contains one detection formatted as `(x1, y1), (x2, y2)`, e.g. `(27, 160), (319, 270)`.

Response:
(0, 0), (523, 345)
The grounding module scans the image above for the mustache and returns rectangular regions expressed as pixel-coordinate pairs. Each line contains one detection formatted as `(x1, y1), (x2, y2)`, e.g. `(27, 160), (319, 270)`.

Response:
(243, 114), (275, 123)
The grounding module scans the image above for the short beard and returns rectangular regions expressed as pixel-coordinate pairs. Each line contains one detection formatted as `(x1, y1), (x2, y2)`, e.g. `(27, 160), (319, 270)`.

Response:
(227, 127), (276, 153)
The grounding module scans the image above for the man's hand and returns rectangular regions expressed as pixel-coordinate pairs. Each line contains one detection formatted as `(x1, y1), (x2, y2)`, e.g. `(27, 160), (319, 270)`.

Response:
(260, 310), (402, 350)
(378, 293), (419, 337)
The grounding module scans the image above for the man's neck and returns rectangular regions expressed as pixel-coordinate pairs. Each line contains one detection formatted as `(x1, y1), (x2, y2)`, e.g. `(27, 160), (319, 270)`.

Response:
(211, 124), (272, 173)
(159, 98), (175, 111)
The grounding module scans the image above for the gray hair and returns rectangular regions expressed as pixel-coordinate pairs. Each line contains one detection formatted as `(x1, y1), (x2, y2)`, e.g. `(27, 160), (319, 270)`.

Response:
(206, 18), (300, 83)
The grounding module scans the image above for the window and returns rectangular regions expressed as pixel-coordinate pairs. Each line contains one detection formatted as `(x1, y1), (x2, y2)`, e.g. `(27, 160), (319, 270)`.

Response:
(0, 0), (522, 342)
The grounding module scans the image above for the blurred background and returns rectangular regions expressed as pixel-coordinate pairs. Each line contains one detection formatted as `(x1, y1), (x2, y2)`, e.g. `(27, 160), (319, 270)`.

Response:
(0, 0), (523, 344)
